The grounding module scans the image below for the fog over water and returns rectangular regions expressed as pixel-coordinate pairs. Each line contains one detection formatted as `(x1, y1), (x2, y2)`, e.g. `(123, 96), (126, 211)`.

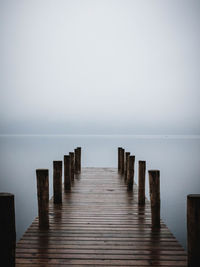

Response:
(0, 0), (200, 134)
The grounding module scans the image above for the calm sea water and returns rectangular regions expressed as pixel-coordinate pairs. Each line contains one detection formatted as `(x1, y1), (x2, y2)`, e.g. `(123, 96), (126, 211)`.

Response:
(0, 135), (200, 249)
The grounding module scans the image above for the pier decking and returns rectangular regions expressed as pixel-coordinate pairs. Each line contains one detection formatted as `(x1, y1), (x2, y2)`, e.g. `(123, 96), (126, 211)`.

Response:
(16, 168), (187, 266)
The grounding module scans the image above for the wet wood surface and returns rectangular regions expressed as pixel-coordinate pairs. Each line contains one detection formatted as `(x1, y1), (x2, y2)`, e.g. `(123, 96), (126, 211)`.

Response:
(16, 168), (187, 266)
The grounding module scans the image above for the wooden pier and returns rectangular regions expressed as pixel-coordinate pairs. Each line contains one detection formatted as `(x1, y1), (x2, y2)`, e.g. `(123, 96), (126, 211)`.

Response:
(16, 167), (187, 266)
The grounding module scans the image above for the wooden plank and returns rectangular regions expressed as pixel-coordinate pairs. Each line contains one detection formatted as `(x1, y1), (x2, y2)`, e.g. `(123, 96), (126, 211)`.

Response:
(16, 168), (187, 266)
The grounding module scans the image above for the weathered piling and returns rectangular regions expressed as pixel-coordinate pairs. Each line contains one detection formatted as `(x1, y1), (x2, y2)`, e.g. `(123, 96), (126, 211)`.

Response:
(149, 170), (160, 229)
(118, 147), (122, 172)
(127, 155), (135, 191)
(77, 147), (81, 172)
(121, 148), (125, 174)
(69, 152), (75, 181)
(64, 155), (71, 191)
(138, 161), (146, 205)
(53, 161), (62, 204)
(74, 148), (79, 174)
(36, 169), (49, 229)
(0, 193), (16, 266)
(187, 194), (200, 267)
(125, 152), (130, 181)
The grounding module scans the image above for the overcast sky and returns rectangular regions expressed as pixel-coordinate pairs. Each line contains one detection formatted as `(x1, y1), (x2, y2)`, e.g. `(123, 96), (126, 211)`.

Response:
(0, 0), (200, 134)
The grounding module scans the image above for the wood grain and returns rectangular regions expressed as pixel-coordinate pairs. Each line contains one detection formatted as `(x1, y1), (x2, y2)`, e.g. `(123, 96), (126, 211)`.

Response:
(16, 168), (187, 266)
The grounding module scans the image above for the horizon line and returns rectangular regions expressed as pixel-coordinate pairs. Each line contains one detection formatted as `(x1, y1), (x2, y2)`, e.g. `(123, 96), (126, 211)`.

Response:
(0, 134), (200, 139)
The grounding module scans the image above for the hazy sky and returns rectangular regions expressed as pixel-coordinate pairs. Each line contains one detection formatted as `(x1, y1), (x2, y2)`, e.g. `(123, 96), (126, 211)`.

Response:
(0, 0), (200, 134)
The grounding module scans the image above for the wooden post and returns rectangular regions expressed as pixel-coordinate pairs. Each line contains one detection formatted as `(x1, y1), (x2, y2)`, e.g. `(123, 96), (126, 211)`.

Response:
(148, 170), (160, 229)
(125, 152), (130, 181)
(187, 194), (200, 267)
(69, 152), (75, 181)
(121, 148), (125, 175)
(36, 169), (49, 229)
(118, 147), (122, 172)
(125, 153), (130, 183)
(74, 148), (79, 174)
(0, 193), (16, 266)
(127, 155), (135, 191)
(77, 147), (81, 172)
(53, 161), (62, 204)
(138, 161), (146, 205)
(64, 155), (71, 190)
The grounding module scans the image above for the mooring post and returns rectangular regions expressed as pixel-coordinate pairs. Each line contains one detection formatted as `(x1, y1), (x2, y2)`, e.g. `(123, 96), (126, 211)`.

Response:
(69, 152), (75, 181)
(53, 161), (62, 204)
(125, 152), (130, 181)
(127, 155), (135, 191)
(36, 169), (49, 229)
(138, 161), (146, 205)
(121, 148), (125, 175)
(0, 193), (16, 266)
(77, 147), (81, 172)
(118, 147), (122, 172)
(148, 170), (160, 229)
(74, 148), (79, 174)
(119, 148), (122, 174)
(64, 155), (71, 190)
(187, 194), (200, 267)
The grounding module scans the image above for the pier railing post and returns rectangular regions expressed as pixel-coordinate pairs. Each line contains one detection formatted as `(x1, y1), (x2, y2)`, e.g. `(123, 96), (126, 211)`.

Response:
(53, 161), (62, 204)
(125, 152), (130, 181)
(127, 155), (135, 191)
(77, 147), (81, 172)
(187, 194), (200, 267)
(121, 148), (125, 175)
(69, 152), (75, 181)
(74, 148), (79, 174)
(118, 147), (122, 172)
(36, 169), (49, 229)
(138, 161), (146, 205)
(149, 170), (160, 229)
(64, 155), (71, 190)
(0, 193), (16, 266)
